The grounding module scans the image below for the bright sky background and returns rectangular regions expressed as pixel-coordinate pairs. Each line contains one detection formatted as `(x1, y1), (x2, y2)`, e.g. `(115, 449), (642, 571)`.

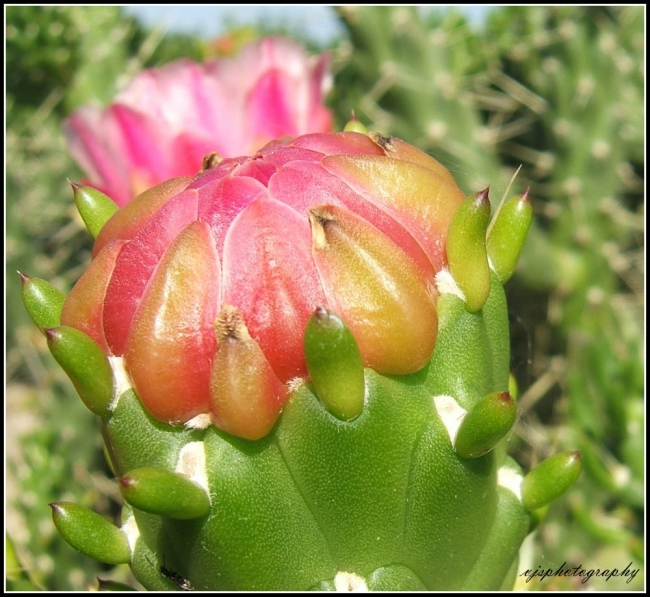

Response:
(123, 6), (492, 45)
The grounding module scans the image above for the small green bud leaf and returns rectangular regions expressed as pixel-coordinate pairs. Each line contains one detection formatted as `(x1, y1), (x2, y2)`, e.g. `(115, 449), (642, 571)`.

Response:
(447, 189), (491, 312)
(19, 272), (66, 330)
(45, 326), (113, 418)
(119, 467), (210, 519)
(49, 502), (131, 565)
(455, 391), (518, 458)
(487, 190), (533, 283)
(70, 181), (119, 238)
(521, 451), (582, 511)
(508, 373), (519, 401)
(304, 307), (365, 421)
(343, 113), (367, 134)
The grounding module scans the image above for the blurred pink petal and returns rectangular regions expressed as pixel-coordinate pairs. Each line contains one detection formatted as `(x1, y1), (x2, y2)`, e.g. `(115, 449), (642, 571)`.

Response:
(65, 37), (332, 206)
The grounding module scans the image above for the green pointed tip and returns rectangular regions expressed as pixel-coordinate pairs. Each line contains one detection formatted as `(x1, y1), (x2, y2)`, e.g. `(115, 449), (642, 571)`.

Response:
(455, 391), (518, 458)
(70, 180), (119, 239)
(487, 189), (533, 283)
(119, 468), (210, 520)
(521, 451), (582, 512)
(304, 307), (365, 421)
(19, 272), (66, 331)
(45, 326), (113, 418)
(447, 189), (492, 313)
(49, 502), (131, 565)
(343, 112), (368, 134)
(508, 373), (519, 401)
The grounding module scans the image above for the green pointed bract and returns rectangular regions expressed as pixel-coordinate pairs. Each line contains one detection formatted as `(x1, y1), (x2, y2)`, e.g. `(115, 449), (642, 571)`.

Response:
(343, 115), (368, 134)
(44, 326), (113, 418)
(119, 467), (210, 520)
(454, 391), (518, 459)
(304, 307), (365, 421)
(508, 372), (519, 401)
(521, 451), (582, 512)
(70, 181), (119, 238)
(446, 189), (492, 312)
(487, 190), (533, 283)
(19, 272), (66, 330)
(49, 502), (131, 565)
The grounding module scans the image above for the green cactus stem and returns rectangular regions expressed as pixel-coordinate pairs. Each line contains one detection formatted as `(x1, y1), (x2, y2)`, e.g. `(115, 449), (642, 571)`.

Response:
(18, 272), (66, 330)
(460, 483), (531, 590)
(70, 181), (119, 238)
(446, 189), (492, 312)
(486, 190), (533, 283)
(119, 467), (211, 520)
(44, 326), (113, 417)
(521, 451), (582, 512)
(455, 391), (518, 459)
(304, 307), (365, 421)
(49, 502), (131, 565)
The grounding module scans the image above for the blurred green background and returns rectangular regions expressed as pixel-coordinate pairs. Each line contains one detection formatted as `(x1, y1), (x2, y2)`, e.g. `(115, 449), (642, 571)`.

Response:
(5, 6), (644, 591)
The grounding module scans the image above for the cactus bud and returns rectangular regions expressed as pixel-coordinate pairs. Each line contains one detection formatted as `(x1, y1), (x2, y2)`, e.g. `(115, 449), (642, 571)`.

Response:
(119, 467), (210, 519)
(487, 190), (533, 283)
(521, 451), (582, 511)
(446, 189), (492, 312)
(70, 181), (119, 238)
(44, 326), (113, 418)
(19, 272), (66, 331)
(304, 307), (365, 421)
(455, 391), (518, 459)
(49, 502), (131, 565)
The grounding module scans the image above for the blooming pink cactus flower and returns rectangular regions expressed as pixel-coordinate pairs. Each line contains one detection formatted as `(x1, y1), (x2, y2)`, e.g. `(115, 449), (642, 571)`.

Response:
(65, 37), (332, 207)
(62, 132), (465, 440)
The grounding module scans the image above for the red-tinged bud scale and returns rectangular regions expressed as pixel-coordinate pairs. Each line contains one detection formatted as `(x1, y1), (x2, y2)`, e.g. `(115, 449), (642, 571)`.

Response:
(210, 305), (288, 440)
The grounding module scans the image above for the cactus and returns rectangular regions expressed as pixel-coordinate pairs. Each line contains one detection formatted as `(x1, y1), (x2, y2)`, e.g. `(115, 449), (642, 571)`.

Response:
(20, 130), (580, 590)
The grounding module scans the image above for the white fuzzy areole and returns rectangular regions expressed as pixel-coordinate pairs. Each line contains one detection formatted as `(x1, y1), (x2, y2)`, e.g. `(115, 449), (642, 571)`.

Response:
(433, 395), (467, 444)
(184, 413), (212, 430)
(435, 268), (465, 300)
(498, 464), (524, 501)
(108, 356), (133, 410)
(334, 571), (368, 592)
(121, 514), (140, 553)
(176, 441), (209, 494)
(287, 376), (306, 394)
